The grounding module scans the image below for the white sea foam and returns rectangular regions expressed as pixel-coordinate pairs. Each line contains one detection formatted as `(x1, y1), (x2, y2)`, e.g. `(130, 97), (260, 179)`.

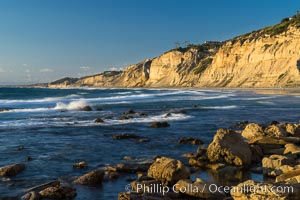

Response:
(202, 105), (239, 109)
(54, 100), (90, 111)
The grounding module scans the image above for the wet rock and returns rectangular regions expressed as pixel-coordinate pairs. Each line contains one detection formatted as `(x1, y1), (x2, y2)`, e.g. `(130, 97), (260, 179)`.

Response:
(182, 152), (197, 159)
(262, 154), (295, 176)
(276, 169), (300, 183)
(241, 123), (265, 140)
(175, 179), (225, 199)
(39, 185), (76, 200)
(0, 108), (9, 112)
(286, 123), (300, 137)
(104, 171), (120, 181)
(270, 120), (280, 125)
(139, 112), (147, 117)
(284, 143), (300, 156)
(164, 113), (172, 117)
(112, 133), (150, 143)
(207, 129), (252, 166)
(230, 180), (297, 200)
(117, 163), (148, 173)
(0, 163), (25, 176)
(232, 120), (249, 129)
(149, 121), (170, 128)
(26, 180), (60, 193)
(249, 145), (263, 163)
(123, 109), (136, 115)
(119, 116), (133, 120)
(147, 157), (190, 186)
(80, 105), (92, 111)
(178, 137), (204, 145)
(72, 161), (88, 169)
(265, 125), (288, 137)
(21, 191), (40, 200)
(73, 170), (104, 186)
(24, 156), (33, 162)
(17, 145), (25, 151)
(94, 118), (104, 123)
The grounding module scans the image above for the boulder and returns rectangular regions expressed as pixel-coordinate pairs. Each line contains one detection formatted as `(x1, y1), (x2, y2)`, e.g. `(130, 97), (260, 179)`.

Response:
(21, 191), (40, 200)
(284, 143), (300, 156)
(94, 118), (104, 123)
(276, 169), (300, 183)
(112, 133), (150, 143)
(123, 109), (136, 115)
(178, 137), (204, 145)
(72, 161), (88, 169)
(265, 125), (288, 137)
(147, 157), (190, 185)
(39, 185), (76, 200)
(73, 170), (104, 186)
(249, 145), (263, 163)
(0, 163), (25, 176)
(230, 180), (297, 200)
(149, 122), (170, 128)
(207, 129), (252, 166)
(119, 116), (133, 120)
(286, 123), (300, 137)
(241, 123), (265, 140)
(80, 105), (92, 111)
(262, 155), (295, 176)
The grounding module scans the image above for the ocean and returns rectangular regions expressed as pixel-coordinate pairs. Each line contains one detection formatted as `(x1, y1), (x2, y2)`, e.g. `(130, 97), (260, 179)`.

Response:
(0, 87), (299, 199)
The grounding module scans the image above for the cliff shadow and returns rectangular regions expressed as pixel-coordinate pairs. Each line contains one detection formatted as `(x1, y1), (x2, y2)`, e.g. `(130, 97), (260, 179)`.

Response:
(297, 59), (300, 72)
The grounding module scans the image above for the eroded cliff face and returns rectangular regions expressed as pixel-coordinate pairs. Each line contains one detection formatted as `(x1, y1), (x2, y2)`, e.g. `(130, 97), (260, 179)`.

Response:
(197, 26), (300, 87)
(48, 17), (300, 88)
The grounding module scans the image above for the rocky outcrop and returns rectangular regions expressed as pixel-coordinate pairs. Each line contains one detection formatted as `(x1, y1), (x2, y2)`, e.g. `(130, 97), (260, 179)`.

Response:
(73, 170), (104, 186)
(0, 163), (25, 176)
(147, 157), (190, 185)
(207, 129), (252, 166)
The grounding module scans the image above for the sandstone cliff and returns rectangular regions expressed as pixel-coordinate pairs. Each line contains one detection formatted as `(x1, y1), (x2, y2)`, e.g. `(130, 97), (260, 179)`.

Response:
(48, 15), (300, 88)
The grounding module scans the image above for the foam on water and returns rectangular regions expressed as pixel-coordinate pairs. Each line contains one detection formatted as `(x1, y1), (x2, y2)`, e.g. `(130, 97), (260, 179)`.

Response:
(54, 100), (89, 111)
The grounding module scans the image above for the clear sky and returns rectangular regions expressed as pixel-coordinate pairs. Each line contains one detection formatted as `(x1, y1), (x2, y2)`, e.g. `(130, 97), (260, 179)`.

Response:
(0, 0), (299, 85)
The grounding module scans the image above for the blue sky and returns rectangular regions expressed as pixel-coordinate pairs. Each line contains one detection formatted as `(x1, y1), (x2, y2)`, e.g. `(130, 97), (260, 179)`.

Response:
(0, 0), (299, 85)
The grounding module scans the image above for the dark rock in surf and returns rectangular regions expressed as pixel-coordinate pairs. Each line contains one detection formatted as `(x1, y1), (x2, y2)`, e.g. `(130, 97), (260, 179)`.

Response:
(73, 161), (88, 169)
(73, 170), (104, 186)
(0, 108), (9, 112)
(119, 116), (133, 120)
(0, 163), (25, 176)
(178, 137), (204, 145)
(149, 121), (170, 128)
(80, 105), (92, 111)
(123, 109), (136, 115)
(94, 118), (104, 123)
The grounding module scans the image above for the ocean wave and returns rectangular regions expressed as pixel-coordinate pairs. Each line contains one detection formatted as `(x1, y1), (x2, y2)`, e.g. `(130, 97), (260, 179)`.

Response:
(54, 100), (90, 111)
(202, 105), (239, 109)
(0, 94), (81, 104)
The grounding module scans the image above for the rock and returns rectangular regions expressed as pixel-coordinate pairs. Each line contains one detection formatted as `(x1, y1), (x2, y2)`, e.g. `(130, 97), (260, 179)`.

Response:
(94, 118), (104, 123)
(250, 145), (263, 163)
(230, 180), (297, 200)
(182, 152), (197, 159)
(119, 116), (133, 120)
(21, 191), (40, 200)
(284, 143), (300, 156)
(265, 125), (288, 137)
(104, 171), (120, 181)
(72, 161), (88, 169)
(0, 163), (25, 176)
(39, 185), (76, 200)
(248, 136), (288, 145)
(241, 123), (265, 140)
(276, 169), (300, 183)
(0, 108), (9, 112)
(130, 179), (161, 192)
(270, 120), (280, 125)
(25, 156), (33, 162)
(17, 145), (25, 151)
(262, 155), (295, 176)
(123, 109), (136, 115)
(164, 113), (172, 117)
(178, 137), (204, 145)
(207, 129), (252, 166)
(26, 180), (60, 193)
(112, 133), (139, 140)
(147, 157), (190, 185)
(232, 120), (249, 129)
(286, 123), (300, 136)
(139, 112), (148, 117)
(80, 105), (92, 111)
(149, 122), (170, 128)
(175, 179), (225, 199)
(111, 133), (149, 142)
(73, 170), (104, 186)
